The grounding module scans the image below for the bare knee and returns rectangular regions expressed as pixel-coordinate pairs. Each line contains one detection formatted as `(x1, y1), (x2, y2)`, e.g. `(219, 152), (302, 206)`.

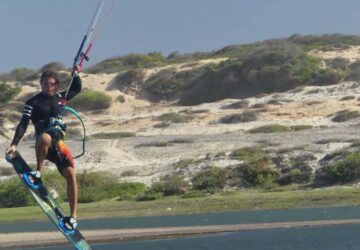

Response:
(36, 133), (52, 149)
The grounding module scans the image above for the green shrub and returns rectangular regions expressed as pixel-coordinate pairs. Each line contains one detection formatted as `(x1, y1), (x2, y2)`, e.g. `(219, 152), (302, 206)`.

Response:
(221, 100), (249, 109)
(120, 170), (138, 177)
(192, 167), (228, 191)
(87, 52), (166, 74)
(135, 141), (173, 148)
(325, 58), (350, 71)
(0, 167), (16, 176)
(116, 95), (126, 103)
(179, 40), (326, 105)
(77, 171), (147, 203)
(151, 175), (190, 196)
(0, 178), (34, 207)
(182, 190), (208, 199)
(315, 151), (360, 185)
(219, 111), (258, 124)
(249, 124), (290, 133)
(0, 68), (37, 82)
(331, 110), (360, 122)
(91, 132), (135, 139)
(68, 91), (112, 111)
(231, 146), (266, 162)
(277, 169), (311, 185)
(154, 112), (192, 123)
(109, 69), (145, 91)
(289, 125), (313, 131)
(136, 192), (163, 201)
(174, 159), (200, 169)
(0, 83), (21, 105)
(345, 60), (360, 81)
(340, 96), (355, 101)
(144, 67), (209, 100)
(288, 34), (360, 51)
(232, 159), (278, 187)
(40, 62), (66, 73)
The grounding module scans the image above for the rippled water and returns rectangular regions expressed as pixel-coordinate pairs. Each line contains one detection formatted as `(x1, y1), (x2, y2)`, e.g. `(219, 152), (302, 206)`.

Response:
(6, 206), (360, 250)
(25, 223), (360, 250)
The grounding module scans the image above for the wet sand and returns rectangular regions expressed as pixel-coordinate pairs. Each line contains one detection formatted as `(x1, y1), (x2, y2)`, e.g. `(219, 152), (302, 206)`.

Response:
(2, 219), (360, 249)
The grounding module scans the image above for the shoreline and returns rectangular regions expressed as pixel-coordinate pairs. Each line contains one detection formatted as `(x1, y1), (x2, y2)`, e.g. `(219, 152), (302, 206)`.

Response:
(2, 219), (360, 249)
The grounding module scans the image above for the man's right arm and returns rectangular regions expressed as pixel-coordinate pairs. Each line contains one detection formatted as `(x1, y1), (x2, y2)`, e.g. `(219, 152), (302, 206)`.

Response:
(6, 103), (32, 154)
(11, 115), (30, 146)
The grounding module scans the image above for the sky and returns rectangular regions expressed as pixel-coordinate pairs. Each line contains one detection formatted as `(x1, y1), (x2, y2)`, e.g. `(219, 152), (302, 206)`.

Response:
(1, 0), (360, 73)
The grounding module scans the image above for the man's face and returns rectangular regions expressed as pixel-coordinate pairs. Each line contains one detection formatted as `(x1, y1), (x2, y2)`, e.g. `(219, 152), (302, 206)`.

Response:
(41, 76), (58, 96)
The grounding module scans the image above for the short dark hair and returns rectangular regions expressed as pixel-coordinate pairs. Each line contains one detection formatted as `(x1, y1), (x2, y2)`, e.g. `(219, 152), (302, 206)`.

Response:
(40, 70), (60, 84)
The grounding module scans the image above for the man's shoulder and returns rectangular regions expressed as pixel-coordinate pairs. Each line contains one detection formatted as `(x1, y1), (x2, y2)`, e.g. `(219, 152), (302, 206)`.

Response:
(25, 92), (43, 106)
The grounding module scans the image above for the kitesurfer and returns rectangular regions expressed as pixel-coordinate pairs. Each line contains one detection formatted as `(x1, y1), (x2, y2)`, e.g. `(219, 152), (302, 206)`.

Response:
(6, 69), (81, 230)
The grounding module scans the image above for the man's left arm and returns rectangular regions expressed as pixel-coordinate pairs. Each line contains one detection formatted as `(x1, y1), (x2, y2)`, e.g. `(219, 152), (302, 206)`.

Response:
(62, 73), (82, 101)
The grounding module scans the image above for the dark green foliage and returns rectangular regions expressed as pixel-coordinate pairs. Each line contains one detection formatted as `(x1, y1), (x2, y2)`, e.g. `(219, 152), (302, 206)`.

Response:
(150, 175), (190, 196)
(0, 167), (16, 176)
(87, 51), (213, 74)
(153, 112), (192, 123)
(231, 147), (266, 162)
(86, 52), (166, 74)
(68, 91), (112, 111)
(249, 124), (313, 133)
(277, 169), (312, 185)
(231, 159), (278, 187)
(179, 40), (331, 105)
(345, 60), (360, 81)
(0, 68), (38, 82)
(0, 170), (148, 207)
(0, 83), (21, 105)
(276, 154), (316, 185)
(144, 67), (209, 101)
(192, 167), (228, 191)
(135, 138), (193, 148)
(249, 124), (290, 133)
(76, 171), (147, 203)
(219, 111), (258, 124)
(91, 132), (135, 139)
(0, 178), (34, 207)
(109, 69), (145, 92)
(221, 100), (249, 109)
(287, 34), (360, 51)
(340, 96), (355, 101)
(289, 125), (313, 131)
(331, 110), (360, 122)
(325, 58), (350, 71)
(315, 151), (360, 185)
(182, 190), (208, 198)
(40, 62), (66, 73)
(174, 159), (200, 169)
(309, 68), (343, 86)
(136, 192), (163, 201)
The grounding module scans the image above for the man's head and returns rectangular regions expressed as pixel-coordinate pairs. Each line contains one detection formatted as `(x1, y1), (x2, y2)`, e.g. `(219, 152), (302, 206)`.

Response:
(40, 71), (60, 96)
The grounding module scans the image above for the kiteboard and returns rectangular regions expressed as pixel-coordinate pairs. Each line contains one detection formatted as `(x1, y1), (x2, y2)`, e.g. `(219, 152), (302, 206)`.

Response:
(5, 151), (92, 250)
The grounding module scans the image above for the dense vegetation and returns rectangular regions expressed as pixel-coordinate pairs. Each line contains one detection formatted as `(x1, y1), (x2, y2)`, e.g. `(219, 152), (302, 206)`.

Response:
(0, 83), (21, 105)
(2, 144), (360, 208)
(68, 90), (112, 111)
(0, 171), (147, 207)
(1, 34), (360, 106)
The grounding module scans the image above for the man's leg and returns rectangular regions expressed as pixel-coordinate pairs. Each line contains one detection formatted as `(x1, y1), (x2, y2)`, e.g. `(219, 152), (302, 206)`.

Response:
(62, 167), (78, 219)
(35, 133), (52, 172)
